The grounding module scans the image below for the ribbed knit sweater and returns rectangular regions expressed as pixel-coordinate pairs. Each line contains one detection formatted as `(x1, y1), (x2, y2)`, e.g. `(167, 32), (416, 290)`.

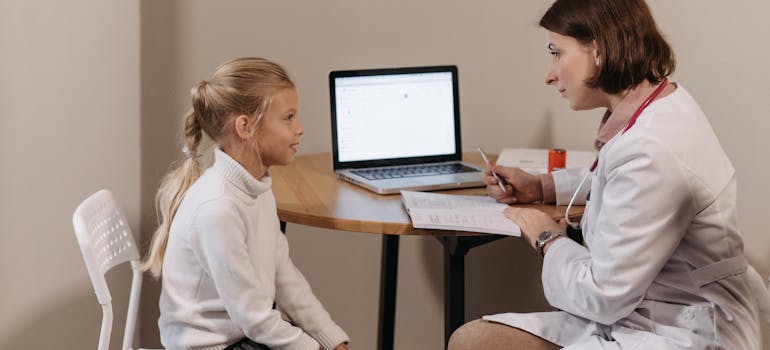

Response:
(159, 148), (349, 350)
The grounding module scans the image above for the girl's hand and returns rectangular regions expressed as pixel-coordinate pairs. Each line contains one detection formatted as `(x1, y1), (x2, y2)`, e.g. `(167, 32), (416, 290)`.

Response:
(503, 207), (561, 251)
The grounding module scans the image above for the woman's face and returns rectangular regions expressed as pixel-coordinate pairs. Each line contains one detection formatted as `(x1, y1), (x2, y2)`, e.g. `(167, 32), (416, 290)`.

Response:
(256, 87), (304, 168)
(544, 31), (606, 110)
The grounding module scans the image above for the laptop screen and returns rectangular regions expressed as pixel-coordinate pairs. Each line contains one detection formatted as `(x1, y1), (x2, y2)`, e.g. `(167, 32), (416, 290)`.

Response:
(330, 66), (461, 169)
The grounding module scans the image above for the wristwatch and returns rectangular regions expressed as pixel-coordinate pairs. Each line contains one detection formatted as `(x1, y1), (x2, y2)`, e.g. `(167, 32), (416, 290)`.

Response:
(536, 230), (564, 257)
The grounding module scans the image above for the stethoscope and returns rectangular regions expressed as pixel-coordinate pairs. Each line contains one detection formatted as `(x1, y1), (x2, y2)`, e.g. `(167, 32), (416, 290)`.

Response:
(564, 79), (669, 229)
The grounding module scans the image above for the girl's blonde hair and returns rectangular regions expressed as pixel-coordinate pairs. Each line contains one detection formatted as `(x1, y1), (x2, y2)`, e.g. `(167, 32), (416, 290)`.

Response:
(141, 57), (294, 277)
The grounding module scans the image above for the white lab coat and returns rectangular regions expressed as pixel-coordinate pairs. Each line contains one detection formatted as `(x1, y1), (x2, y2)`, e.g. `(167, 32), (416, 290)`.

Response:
(485, 86), (770, 349)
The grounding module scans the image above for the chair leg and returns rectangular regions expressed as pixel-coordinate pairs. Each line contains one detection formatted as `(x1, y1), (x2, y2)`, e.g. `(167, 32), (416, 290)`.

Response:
(99, 303), (114, 350)
(123, 264), (143, 350)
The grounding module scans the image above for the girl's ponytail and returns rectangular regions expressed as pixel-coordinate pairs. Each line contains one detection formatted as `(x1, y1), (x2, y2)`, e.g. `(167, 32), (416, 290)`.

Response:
(140, 85), (206, 277)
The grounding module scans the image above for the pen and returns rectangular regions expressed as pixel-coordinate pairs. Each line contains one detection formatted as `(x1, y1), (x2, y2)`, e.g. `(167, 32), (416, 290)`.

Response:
(476, 146), (507, 193)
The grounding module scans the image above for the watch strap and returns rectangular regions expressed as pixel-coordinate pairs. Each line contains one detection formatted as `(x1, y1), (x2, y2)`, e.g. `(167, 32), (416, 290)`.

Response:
(536, 230), (564, 257)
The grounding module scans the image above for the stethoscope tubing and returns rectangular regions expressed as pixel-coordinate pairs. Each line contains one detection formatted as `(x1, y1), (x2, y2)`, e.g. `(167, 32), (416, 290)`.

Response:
(564, 170), (592, 229)
(562, 79), (669, 230)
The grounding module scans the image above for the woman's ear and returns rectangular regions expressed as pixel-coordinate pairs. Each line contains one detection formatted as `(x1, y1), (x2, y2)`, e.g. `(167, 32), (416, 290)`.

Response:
(591, 40), (600, 66)
(233, 114), (253, 139)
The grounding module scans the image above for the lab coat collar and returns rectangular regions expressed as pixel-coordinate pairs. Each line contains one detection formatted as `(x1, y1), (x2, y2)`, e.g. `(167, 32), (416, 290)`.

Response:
(595, 80), (661, 150)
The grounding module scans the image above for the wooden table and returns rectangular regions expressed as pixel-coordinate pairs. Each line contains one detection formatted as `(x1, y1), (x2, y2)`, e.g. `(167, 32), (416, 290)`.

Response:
(270, 152), (583, 350)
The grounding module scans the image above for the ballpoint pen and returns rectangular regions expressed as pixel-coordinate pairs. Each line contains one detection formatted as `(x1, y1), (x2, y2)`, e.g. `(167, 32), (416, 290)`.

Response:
(476, 146), (507, 193)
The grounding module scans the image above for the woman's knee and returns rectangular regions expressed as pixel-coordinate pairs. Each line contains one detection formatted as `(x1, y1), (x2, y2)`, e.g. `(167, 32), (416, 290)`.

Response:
(448, 319), (489, 350)
(448, 319), (560, 350)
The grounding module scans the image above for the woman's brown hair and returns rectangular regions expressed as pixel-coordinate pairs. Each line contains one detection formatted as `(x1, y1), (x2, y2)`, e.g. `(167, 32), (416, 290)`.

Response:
(540, 0), (675, 94)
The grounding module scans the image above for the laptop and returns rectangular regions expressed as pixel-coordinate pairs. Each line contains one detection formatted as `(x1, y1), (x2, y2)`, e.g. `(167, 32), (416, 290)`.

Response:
(329, 65), (484, 194)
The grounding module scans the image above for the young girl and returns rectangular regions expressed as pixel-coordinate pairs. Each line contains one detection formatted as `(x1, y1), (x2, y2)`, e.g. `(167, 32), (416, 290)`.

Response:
(142, 57), (350, 350)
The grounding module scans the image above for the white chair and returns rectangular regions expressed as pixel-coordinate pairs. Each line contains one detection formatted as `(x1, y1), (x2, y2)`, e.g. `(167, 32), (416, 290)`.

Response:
(73, 189), (162, 350)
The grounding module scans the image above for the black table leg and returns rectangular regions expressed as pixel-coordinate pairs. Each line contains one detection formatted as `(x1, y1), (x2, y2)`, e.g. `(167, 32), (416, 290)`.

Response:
(443, 237), (465, 347)
(283, 219), (505, 349)
(439, 235), (506, 349)
(377, 234), (399, 350)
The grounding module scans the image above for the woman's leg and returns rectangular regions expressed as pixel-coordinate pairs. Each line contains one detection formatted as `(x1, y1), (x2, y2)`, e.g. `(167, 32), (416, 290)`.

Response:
(448, 319), (560, 350)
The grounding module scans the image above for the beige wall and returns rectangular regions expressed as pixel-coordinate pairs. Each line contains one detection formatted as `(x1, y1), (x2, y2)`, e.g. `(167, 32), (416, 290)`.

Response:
(0, 0), (140, 349)
(1, 0), (767, 349)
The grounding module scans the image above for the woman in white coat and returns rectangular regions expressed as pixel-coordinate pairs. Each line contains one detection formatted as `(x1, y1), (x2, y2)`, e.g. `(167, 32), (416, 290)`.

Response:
(448, 0), (769, 349)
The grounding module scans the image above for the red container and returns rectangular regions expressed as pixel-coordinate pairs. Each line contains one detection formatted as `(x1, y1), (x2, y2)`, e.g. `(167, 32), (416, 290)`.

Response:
(548, 148), (566, 173)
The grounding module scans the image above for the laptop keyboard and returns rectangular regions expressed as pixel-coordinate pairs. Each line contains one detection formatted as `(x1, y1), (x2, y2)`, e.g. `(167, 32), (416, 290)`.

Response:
(352, 163), (478, 180)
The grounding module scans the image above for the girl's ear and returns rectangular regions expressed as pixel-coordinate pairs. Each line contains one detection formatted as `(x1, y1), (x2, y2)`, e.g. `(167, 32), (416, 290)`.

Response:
(233, 114), (253, 139)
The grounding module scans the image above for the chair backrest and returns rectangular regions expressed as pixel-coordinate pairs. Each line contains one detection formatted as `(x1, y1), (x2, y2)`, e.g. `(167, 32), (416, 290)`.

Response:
(73, 189), (143, 350)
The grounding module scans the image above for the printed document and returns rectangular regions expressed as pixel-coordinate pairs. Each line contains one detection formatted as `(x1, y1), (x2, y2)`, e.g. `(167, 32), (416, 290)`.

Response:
(400, 190), (520, 236)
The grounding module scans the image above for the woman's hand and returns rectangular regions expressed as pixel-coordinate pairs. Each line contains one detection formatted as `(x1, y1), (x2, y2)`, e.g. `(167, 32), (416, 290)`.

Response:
(482, 164), (543, 204)
(332, 343), (350, 350)
(503, 207), (561, 251)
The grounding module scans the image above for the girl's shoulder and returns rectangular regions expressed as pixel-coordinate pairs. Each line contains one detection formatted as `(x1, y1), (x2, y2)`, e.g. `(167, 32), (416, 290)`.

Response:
(179, 174), (241, 223)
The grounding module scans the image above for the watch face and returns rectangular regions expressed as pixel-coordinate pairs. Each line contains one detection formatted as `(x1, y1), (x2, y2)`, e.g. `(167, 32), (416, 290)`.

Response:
(537, 231), (560, 250)
(537, 231), (554, 245)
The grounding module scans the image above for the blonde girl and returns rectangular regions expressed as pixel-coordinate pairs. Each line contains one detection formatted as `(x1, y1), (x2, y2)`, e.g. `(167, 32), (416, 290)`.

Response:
(142, 57), (350, 350)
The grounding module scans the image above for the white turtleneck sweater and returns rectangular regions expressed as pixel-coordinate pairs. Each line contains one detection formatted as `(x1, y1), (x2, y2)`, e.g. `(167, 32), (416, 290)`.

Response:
(159, 148), (349, 350)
